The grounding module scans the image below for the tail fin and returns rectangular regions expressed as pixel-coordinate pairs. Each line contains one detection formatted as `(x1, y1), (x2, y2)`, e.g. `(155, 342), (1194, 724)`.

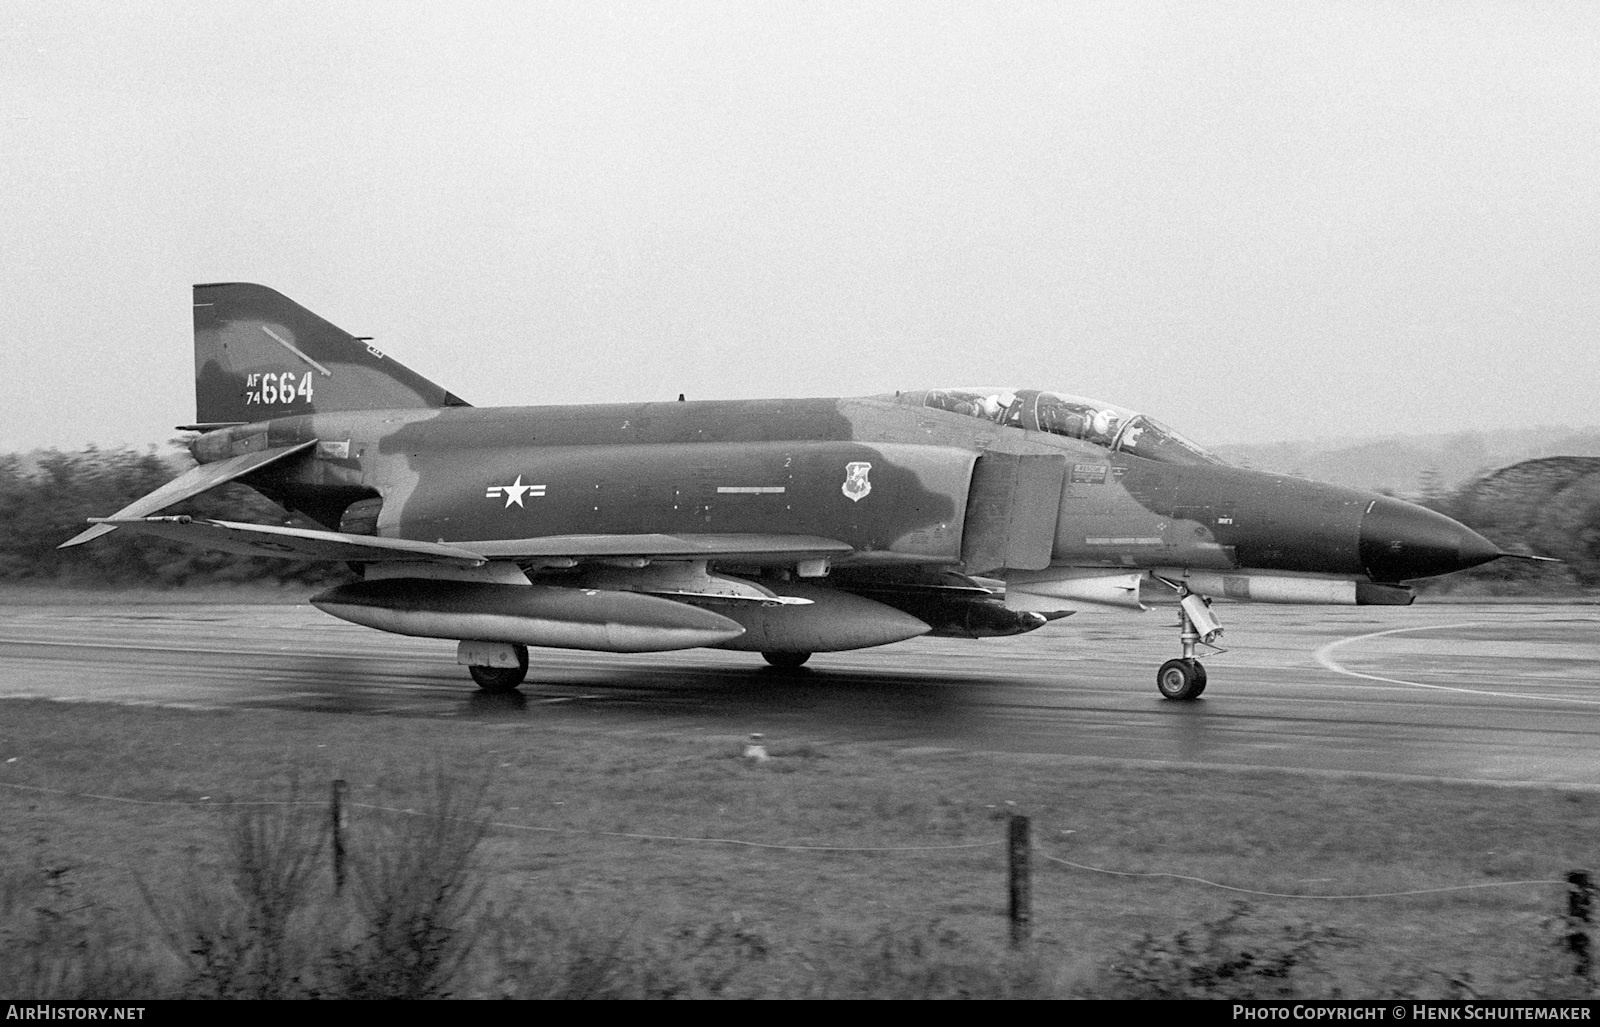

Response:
(191, 282), (470, 427)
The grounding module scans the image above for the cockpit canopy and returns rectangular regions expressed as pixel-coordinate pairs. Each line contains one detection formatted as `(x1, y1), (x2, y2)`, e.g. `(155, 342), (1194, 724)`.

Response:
(896, 388), (1224, 467)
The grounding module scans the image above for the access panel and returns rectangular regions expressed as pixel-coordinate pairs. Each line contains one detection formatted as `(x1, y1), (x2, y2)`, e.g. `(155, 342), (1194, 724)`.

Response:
(961, 452), (1068, 574)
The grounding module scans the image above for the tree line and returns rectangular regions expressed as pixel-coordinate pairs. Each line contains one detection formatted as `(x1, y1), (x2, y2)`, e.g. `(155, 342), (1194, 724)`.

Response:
(0, 445), (347, 587)
(1415, 455), (1600, 595)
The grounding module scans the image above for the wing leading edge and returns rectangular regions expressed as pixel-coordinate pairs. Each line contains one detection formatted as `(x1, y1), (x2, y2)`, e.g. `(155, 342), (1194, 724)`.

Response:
(89, 515), (857, 567)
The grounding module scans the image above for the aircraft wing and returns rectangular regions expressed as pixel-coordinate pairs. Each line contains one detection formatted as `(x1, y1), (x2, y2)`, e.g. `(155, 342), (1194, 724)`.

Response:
(86, 516), (490, 564)
(84, 517), (857, 567)
(58, 440), (319, 548)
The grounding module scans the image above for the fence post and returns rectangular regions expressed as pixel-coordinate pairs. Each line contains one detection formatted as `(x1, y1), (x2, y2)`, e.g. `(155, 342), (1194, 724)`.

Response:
(332, 778), (349, 896)
(1568, 869), (1593, 980)
(1008, 813), (1031, 949)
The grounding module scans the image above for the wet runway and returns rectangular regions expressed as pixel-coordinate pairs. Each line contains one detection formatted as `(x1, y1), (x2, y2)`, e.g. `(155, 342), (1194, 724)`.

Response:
(1, 600), (1598, 787)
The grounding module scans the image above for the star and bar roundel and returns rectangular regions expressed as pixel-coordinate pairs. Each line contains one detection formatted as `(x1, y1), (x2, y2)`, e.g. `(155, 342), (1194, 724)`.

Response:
(484, 476), (547, 508)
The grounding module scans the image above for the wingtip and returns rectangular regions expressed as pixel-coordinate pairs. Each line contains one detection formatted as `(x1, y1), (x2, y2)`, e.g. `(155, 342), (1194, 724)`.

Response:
(58, 523), (116, 549)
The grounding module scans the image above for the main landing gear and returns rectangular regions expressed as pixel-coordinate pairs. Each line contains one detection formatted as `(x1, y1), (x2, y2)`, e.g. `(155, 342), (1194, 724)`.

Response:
(1154, 584), (1224, 701)
(762, 651), (812, 670)
(464, 642), (529, 693)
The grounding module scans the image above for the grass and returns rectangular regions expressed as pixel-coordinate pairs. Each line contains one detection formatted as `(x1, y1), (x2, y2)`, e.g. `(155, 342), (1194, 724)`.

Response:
(1, 697), (1598, 998)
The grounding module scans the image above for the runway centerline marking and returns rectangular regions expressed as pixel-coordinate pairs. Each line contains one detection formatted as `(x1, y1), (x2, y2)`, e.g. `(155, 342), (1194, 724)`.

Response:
(1313, 622), (1600, 706)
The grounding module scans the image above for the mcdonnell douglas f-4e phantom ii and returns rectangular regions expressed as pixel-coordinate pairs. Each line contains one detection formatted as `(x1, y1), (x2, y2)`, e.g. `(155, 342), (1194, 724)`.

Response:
(62, 283), (1517, 700)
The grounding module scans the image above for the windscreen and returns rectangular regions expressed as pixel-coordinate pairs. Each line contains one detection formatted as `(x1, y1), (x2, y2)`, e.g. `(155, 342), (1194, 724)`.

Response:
(1113, 414), (1224, 466)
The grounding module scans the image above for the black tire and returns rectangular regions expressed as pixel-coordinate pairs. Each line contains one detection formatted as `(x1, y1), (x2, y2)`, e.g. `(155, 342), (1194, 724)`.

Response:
(468, 643), (529, 692)
(1156, 658), (1205, 701)
(762, 651), (812, 669)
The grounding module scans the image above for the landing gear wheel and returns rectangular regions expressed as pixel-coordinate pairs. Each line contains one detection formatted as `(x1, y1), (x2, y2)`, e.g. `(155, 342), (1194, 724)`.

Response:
(1156, 658), (1207, 701)
(762, 651), (812, 669)
(468, 644), (529, 693)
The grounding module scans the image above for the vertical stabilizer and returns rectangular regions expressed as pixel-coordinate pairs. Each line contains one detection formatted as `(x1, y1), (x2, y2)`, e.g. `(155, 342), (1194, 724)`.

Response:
(193, 282), (469, 426)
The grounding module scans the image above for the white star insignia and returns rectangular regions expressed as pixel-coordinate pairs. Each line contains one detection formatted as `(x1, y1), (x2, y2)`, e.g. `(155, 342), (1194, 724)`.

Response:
(485, 476), (547, 507)
(500, 475), (532, 507)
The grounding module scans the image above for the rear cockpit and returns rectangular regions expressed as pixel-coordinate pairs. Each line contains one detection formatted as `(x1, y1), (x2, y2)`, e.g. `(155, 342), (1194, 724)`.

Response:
(892, 388), (1224, 466)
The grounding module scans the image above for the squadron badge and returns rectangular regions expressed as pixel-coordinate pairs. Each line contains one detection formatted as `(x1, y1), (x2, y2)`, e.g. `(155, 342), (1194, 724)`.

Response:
(842, 461), (872, 502)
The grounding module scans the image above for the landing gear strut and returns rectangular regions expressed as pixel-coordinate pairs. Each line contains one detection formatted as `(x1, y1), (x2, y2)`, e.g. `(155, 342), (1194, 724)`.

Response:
(467, 643), (529, 693)
(1154, 584), (1224, 701)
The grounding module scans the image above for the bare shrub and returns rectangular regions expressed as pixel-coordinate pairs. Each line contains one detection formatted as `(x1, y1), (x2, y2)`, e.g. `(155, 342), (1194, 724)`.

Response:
(329, 772), (491, 998)
(0, 838), (162, 1000)
(811, 921), (1051, 999)
(489, 912), (1052, 999)
(490, 912), (780, 999)
(1515, 911), (1600, 1000)
(140, 796), (327, 999)
(1092, 902), (1347, 1000)
(490, 912), (662, 999)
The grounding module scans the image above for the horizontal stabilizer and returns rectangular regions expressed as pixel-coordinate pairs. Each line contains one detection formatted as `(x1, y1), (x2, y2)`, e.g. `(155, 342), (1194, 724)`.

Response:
(58, 441), (318, 548)
(85, 516), (488, 564)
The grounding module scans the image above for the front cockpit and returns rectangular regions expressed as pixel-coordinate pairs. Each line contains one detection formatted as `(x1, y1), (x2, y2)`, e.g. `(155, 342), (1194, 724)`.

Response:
(894, 388), (1224, 467)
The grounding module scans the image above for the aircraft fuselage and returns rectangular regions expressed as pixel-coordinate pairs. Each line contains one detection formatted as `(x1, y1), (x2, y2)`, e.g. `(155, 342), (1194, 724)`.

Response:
(193, 395), (1493, 586)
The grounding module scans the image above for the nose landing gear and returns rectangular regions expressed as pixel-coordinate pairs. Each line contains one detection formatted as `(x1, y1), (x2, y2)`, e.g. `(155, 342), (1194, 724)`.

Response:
(1153, 582), (1224, 701)
(1157, 657), (1206, 700)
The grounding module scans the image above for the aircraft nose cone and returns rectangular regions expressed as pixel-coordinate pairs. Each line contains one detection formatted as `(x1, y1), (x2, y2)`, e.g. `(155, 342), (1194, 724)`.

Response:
(1358, 498), (1501, 581)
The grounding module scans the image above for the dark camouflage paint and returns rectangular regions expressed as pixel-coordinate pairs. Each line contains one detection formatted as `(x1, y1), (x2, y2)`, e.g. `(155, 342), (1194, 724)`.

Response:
(200, 395), (1493, 585)
(189, 284), (1498, 586)
(193, 282), (468, 426)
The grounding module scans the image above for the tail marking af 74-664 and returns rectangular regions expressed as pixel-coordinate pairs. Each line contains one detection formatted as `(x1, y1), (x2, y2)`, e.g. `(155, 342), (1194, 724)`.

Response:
(63, 283), (1524, 699)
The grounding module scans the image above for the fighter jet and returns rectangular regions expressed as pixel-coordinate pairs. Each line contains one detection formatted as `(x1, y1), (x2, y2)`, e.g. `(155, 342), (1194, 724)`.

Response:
(61, 283), (1514, 700)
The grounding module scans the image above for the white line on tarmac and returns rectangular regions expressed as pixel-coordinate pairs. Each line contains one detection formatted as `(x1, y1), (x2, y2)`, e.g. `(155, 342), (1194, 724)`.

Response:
(1313, 622), (1600, 706)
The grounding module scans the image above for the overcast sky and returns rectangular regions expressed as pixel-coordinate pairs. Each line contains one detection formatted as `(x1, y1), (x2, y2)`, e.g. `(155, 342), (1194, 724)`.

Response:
(3, 1), (1597, 453)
